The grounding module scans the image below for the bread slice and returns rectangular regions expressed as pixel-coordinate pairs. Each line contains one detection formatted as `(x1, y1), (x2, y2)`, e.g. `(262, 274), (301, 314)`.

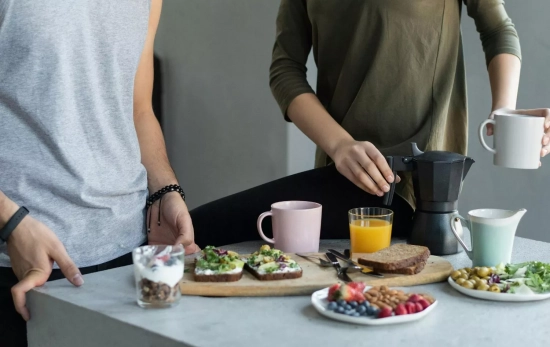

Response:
(245, 264), (303, 281)
(193, 271), (243, 282)
(373, 259), (427, 275)
(358, 244), (430, 271)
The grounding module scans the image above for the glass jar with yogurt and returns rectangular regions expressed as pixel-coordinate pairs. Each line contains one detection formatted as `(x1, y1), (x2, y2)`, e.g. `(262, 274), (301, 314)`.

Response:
(132, 245), (184, 308)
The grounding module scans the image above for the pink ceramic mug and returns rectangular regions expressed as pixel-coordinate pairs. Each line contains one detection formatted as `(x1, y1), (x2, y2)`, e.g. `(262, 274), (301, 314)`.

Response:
(257, 201), (322, 253)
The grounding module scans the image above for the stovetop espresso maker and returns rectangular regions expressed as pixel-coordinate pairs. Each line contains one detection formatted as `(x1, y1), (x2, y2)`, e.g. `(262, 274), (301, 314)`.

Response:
(382, 143), (474, 255)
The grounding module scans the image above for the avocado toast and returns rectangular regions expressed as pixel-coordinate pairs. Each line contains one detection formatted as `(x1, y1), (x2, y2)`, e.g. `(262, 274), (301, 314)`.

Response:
(194, 246), (245, 282)
(245, 245), (303, 281)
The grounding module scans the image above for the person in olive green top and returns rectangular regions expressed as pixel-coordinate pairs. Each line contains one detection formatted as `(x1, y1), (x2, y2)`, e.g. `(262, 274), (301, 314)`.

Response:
(190, 0), (550, 246)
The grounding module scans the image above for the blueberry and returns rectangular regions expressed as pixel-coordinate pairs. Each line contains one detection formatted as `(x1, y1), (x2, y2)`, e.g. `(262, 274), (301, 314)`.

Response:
(360, 310), (369, 316)
(352, 312), (361, 317)
(349, 301), (358, 307)
(337, 299), (346, 306)
(344, 304), (352, 310)
(366, 307), (374, 316)
(356, 306), (366, 314)
(362, 301), (371, 307)
(371, 308), (380, 316)
(336, 307), (345, 314)
(327, 302), (337, 311)
(345, 310), (355, 316)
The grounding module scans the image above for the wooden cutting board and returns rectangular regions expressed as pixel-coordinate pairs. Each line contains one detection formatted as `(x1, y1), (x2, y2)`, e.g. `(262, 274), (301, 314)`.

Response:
(180, 253), (453, 297)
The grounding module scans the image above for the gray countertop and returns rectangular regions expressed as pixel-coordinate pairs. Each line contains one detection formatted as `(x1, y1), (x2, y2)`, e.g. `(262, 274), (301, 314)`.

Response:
(27, 237), (550, 347)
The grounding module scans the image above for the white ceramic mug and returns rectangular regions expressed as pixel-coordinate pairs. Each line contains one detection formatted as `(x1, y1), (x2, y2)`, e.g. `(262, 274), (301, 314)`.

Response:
(479, 114), (544, 169)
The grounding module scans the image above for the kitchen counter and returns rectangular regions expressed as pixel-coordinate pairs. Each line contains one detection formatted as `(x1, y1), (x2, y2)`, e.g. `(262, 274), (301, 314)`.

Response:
(28, 237), (550, 347)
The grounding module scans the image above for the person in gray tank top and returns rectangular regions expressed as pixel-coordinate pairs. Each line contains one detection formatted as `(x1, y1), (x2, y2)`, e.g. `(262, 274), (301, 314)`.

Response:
(0, 1), (198, 345)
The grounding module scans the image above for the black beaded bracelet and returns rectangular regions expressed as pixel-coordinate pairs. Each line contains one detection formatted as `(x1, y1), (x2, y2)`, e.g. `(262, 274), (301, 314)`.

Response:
(145, 185), (185, 233)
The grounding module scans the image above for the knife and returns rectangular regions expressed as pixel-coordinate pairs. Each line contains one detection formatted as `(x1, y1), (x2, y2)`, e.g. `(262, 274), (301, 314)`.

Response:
(325, 252), (352, 283)
(327, 249), (385, 278)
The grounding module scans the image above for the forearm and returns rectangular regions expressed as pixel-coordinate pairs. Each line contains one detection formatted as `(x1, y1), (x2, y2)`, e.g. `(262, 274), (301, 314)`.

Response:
(0, 190), (19, 228)
(134, 111), (178, 193)
(488, 53), (521, 111)
(287, 93), (353, 158)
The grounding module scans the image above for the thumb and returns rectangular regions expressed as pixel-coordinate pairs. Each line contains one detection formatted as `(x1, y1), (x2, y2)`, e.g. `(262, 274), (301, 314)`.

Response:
(51, 246), (84, 287)
(174, 213), (194, 247)
(11, 270), (48, 321)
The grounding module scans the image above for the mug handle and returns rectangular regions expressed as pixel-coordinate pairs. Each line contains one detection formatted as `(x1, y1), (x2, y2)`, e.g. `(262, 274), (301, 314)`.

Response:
(450, 214), (473, 260)
(257, 211), (275, 244)
(479, 119), (497, 154)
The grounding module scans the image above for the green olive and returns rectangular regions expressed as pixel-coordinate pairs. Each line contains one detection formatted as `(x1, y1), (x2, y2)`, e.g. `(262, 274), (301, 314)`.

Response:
(475, 279), (488, 287)
(451, 270), (462, 280)
(477, 267), (491, 278)
(464, 267), (472, 273)
(461, 280), (475, 289)
(476, 283), (490, 291)
(455, 278), (466, 285)
(470, 275), (480, 282)
(459, 269), (468, 275)
(489, 285), (501, 293)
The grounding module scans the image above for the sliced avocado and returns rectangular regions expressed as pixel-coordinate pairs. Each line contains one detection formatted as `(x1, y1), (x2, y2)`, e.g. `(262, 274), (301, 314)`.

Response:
(258, 262), (279, 272)
(232, 259), (245, 269)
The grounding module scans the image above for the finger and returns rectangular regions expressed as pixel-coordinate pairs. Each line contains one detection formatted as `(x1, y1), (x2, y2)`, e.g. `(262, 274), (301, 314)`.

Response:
(338, 164), (376, 195)
(542, 145), (549, 157)
(184, 243), (201, 255)
(513, 108), (550, 119)
(11, 270), (48, 321)
(51, 245), (83, 287)
(349, 161), (382, 196)
(363, 148), (394, 188)
(487, 123), (494, 136)
(174, 213), (194, 247)
(396, 175), (401, 183)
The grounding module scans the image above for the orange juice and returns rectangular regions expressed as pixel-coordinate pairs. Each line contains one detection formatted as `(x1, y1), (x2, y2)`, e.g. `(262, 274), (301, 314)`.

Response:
(349, 218), (392, 254)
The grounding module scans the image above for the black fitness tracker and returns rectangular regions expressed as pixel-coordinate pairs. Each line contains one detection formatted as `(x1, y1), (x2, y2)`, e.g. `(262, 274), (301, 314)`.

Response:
(0, 206), (29, 244)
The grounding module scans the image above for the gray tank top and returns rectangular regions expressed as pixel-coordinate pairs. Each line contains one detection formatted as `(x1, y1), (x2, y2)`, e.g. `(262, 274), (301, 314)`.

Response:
(0, 0), (150, 267)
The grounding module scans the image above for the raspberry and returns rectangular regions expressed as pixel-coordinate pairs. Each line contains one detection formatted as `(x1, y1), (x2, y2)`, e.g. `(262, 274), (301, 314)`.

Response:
(377, 307), (393, 318)
(394, 303), (408, 316)
(417, 299), (430, 310)
(405, 302), (417, 314)
(407, 294), (421, 303)
(415, 302), (424, 312)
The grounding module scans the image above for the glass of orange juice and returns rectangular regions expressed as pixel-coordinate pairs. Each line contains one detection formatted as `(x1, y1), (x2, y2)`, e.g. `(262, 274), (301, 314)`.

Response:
(349, 208), (393, 255)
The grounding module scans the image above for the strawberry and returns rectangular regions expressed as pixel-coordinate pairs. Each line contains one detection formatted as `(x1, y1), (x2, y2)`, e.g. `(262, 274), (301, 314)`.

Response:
(377, 307), (393, 318)
(405, 302), (417, 314)
(407, 294), (421, 303)
(351, 289), (366, 303)
(327, 283), (341, 302)
(417, 299), (430, 310)
(348, 282), (366, 293)
(394, 303), (408, 316)
(330, 284), (365, 303)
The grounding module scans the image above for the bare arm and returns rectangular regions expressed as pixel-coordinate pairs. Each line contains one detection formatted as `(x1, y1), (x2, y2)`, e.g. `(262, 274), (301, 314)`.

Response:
(488, 53), (520, 112)
(0, 190), (18, 228)
(133, 0), (177, 192)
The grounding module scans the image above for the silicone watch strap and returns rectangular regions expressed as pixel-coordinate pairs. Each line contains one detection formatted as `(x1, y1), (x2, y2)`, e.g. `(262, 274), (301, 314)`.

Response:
(0, 206), (29, 243)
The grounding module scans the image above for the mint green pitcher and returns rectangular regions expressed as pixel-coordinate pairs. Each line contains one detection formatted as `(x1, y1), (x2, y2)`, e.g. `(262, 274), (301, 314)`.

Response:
(450, 209), (526, 267)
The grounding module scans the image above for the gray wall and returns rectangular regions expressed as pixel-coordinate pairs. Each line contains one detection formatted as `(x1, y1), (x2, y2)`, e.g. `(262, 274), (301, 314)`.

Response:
(154, 0), (286, 209)
(156, 1), (550, 242)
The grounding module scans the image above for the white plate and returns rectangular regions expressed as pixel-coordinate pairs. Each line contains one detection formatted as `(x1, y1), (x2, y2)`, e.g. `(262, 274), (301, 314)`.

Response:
(447, 277), (550, 302)
(311, 287), (438, 326)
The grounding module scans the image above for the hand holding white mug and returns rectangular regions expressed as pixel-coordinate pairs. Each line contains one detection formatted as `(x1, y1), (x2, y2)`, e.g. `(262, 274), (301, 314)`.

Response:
(487, 108), (550, 161)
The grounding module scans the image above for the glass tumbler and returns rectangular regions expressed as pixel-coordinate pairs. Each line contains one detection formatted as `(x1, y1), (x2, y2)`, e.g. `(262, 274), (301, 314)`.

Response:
(349, 207), (394, 255)
(132, 244), (184, 308)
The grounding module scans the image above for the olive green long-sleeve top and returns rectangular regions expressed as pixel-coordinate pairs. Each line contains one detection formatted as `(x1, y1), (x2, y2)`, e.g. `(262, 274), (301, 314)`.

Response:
(269, 0), (521, 208)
